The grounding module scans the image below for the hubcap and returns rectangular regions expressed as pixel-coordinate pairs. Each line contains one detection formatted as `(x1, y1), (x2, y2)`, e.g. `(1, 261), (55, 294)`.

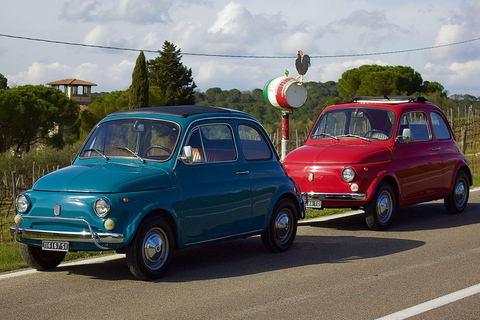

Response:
(274, 211), (292, 244)
(143, 228), (169, 271)
(376, 191), (393, 224)
(454, 179), (467, 208)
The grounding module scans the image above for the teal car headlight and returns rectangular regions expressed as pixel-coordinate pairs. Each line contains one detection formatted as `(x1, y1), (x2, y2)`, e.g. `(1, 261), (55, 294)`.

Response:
(342, 167), (356, 183)
(16, 194), (30, 213)
(94, 197), (111, 218)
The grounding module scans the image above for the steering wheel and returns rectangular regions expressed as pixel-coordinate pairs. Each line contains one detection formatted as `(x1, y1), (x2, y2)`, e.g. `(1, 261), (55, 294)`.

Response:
(145, 145), (172, 155)
(364, 129), (388, 139)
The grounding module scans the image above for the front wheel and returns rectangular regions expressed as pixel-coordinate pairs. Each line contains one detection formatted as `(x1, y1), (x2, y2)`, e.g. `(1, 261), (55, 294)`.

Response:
(19, 243), (66, 270)
(126, 217), (174, 280)
(444, 170), (470, 214)
(261, 198), (298, 253)
(365, 182), (396, 231)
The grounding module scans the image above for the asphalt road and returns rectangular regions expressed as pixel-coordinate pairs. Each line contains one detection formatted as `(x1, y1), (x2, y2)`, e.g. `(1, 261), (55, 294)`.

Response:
(1, 190), (479, 319)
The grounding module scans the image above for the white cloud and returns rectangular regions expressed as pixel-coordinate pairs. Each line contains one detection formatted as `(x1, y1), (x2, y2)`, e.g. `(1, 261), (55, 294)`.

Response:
(423, 60), (480, 94)
(7, 62), (72, 86)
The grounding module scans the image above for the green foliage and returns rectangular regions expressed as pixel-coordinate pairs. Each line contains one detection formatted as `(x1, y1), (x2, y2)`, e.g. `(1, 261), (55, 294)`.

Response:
(147, 41), (196, 106)
(0, 73), (7, 90)
(338, 65), (425, 100)
(0, 85), (79, 154)
(129, 51), (149, 109)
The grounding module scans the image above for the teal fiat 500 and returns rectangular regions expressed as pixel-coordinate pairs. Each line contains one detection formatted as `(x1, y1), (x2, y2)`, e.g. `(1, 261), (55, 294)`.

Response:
(12, 105), (304, 280)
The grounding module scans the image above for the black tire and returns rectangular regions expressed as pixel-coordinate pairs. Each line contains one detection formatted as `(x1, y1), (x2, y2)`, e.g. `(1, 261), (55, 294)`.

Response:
(261, 198), (298, 253)
(126, 216), (174, 280)
(19, 243), (66, 270)
(365, 182), (396, 231)
(444, 170), (470, 214)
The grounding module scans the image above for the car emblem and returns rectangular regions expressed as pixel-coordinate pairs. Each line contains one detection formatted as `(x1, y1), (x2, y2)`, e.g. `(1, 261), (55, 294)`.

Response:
(54, 204), (61, 216)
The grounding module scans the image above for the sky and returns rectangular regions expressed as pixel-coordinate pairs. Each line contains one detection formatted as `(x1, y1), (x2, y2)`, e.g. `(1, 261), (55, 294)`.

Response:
(1, 0), (480, 97)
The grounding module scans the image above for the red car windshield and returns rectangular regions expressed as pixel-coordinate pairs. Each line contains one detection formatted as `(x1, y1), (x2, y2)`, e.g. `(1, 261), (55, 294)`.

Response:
(311, 107), (396, 141)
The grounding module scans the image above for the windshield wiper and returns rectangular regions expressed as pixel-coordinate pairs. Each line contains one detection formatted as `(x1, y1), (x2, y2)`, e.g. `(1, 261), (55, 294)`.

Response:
(337, 134), (371, 142)
(83, 148), (109, 161)
(312, 133), (339, 140)
(113, 146), (146, 163)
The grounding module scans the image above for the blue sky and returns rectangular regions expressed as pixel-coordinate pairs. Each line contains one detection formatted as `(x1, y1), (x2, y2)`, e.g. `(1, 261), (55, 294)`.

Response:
(1, 0), (480, 96)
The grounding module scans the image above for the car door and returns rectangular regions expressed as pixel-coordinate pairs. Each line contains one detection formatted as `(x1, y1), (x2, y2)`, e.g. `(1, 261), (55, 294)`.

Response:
(175, 121), (252, 241)
(395, 110), (443, 200)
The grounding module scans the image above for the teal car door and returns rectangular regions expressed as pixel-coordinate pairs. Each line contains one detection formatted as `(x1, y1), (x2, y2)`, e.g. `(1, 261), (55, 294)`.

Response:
(175, 122), (252, 241)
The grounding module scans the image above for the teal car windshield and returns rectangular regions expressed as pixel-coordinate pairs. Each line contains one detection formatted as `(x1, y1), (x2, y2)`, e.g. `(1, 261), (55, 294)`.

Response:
(80, 119), (180, 162)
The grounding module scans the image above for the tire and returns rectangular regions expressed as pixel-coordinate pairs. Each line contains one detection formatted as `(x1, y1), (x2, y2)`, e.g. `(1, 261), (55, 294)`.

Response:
(19, 243), (66, 270)
(365, 182), (396, 231)
(261, 198), (298, 253)
(444, 170), (470, 214)
(126, 216), (174, 280)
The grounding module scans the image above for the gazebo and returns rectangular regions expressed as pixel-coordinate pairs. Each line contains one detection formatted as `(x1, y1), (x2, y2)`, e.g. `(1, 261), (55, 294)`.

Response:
(46, 78), (97, 109)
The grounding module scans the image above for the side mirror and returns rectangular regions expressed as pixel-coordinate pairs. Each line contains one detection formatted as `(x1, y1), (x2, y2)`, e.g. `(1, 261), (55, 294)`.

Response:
(179, 145), (193, 164)
(401, 128), (412, 143)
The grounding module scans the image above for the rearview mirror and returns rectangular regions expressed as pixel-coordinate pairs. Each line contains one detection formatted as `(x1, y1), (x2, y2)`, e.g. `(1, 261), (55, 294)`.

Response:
(401, 128), (412, 143)
(180, 145), (193, 164)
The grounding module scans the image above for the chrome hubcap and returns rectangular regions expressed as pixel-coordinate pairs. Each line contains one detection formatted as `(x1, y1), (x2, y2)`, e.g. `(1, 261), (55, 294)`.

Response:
(377, 191), (393, 224)
(143, 228), (168, 271)
(274, 211), (291, 244)
(454, 179), (467, 208)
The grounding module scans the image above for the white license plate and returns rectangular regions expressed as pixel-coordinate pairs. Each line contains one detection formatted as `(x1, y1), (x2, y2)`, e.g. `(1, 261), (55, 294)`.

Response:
(307, 200), (322, 208)
(42, 240), (69, 252)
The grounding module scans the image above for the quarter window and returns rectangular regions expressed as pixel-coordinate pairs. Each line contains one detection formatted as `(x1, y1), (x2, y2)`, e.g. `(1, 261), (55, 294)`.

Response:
(430, 112), (452, 140)
(238, 125), (272, 160)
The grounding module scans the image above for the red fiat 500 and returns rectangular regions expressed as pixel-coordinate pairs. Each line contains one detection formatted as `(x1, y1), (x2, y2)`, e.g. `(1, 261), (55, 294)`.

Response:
(283, 96), (472, 230)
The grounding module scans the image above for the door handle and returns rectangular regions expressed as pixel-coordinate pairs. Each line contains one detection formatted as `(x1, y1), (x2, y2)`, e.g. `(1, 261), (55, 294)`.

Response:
(236, 171), (249, 175)
(431, 147), (441, 151)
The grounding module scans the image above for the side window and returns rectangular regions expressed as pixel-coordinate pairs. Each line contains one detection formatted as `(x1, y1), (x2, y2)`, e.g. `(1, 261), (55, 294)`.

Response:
(238, 124), (272, 160)
(399, 112), (431, 142)
(185, 124), (236, 163)
(430, 112), (452, 141)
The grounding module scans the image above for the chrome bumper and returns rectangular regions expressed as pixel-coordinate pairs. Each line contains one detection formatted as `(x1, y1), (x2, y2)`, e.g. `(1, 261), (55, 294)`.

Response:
(303, 192), (366, 202)
(11, 216), (124, 250)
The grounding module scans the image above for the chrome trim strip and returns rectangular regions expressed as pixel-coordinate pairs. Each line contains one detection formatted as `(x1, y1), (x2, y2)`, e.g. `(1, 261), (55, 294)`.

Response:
(11, 216), (124, 250)
(185, 229), (263, 247)
(305, 192), (366, 201)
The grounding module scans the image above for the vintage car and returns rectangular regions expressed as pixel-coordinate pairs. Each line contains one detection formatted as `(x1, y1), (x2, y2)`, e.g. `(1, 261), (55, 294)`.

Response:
(283, 96), (472, 230)
(12, 105), (304, 280)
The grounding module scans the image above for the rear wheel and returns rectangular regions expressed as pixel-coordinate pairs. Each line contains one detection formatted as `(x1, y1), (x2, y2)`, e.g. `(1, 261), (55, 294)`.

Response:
(444, 170), (469, 214)
(261, 198), (298, 252)
(19, 243), (66, 270)
(126, 216), (174, 280)
(365, 182), (396, 231)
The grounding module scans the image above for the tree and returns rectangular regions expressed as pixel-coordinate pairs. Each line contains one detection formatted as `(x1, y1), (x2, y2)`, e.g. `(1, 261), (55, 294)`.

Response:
(0, 73), (7, 90)
(338, 65), (423, 100)
(147, 41), (196, 106)
(129, 51), (149, 109)
(0, 85), (79, 153)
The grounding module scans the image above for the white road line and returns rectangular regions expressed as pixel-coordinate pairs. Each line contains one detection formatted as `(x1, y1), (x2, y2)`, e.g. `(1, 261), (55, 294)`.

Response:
(376, 283), (480, 320)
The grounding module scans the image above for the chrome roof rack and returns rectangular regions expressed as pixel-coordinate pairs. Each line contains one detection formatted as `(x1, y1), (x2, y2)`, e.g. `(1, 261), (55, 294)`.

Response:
(351, 95), (427, 104)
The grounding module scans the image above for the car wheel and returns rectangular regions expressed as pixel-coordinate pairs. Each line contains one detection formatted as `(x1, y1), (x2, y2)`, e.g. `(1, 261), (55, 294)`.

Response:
(126, 216), (174, 280)
(444, 170), (470, 214)
(365, 182), (396, 231)
(261, 198), (298, 253)
(19, 243), (66, 270)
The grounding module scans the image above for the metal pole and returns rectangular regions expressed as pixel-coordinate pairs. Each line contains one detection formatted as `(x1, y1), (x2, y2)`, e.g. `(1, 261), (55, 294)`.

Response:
(281, 111), (290, 161)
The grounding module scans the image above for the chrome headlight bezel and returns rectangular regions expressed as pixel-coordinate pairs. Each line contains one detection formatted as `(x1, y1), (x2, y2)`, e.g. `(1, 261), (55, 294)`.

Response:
(94, 197), (111, 218)
(342, 167), (356, 183)
(16, 194), (30, 213)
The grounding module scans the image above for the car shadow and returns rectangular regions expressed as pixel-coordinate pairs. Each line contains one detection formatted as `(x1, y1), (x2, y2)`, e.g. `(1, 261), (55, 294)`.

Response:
(53, 232), (424, 282)
(304, 201), (480, 232)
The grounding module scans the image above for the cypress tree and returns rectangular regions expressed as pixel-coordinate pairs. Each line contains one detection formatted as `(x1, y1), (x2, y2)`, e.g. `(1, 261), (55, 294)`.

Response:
(129, 51), (149, 109)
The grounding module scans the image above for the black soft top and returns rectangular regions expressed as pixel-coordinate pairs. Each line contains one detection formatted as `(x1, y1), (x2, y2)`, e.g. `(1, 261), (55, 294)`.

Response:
(109, 105), (235, 118)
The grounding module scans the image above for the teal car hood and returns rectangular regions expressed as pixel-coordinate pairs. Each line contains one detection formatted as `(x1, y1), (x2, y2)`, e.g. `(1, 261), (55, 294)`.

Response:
(33, 163), (171, 193)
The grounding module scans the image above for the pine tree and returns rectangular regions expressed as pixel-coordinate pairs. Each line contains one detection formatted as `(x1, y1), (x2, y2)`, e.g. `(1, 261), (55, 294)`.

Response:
(147, 41), (196, 106)
(129, 51), (149, 109)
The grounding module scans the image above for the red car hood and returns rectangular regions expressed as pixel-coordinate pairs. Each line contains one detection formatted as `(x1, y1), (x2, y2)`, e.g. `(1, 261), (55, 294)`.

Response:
(284, 141), (392, 164)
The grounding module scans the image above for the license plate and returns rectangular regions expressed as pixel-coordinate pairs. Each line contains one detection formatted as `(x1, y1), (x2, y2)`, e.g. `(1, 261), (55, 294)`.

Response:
(42, 240), (69, 252)
(307, 200), (322, 208)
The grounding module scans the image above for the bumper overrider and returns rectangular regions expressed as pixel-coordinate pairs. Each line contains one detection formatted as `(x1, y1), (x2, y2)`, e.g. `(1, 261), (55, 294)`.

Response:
(10, 215), (124, 250)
